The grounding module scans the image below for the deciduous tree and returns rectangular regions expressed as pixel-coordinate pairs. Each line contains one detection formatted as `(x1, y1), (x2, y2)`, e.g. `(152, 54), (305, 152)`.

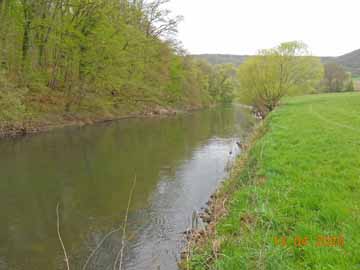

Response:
(238, 41), (323, 115)
(322, 63), (352, 92)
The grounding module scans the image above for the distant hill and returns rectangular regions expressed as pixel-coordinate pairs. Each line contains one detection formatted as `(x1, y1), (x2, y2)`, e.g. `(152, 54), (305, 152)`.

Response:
(322, 49), (360, 76)
(193, 49), (360, 76)
(192, 54), (249, 66)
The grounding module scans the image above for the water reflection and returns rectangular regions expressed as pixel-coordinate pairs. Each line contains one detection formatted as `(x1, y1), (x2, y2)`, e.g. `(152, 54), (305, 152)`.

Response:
(0, 105), (254, 270)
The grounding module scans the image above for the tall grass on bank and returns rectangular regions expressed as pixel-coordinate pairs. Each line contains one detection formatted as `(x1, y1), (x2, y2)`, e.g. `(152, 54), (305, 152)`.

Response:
(189, 92), (360, 269)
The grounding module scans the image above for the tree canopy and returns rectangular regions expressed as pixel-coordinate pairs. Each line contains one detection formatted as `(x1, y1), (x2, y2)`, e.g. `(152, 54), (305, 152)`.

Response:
(0, 0), (234, 132)
(238, 41), (324, 115)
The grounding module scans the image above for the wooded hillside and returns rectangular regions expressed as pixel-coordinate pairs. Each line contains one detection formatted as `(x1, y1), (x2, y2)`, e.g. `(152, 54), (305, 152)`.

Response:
(0, 0), (235, 136)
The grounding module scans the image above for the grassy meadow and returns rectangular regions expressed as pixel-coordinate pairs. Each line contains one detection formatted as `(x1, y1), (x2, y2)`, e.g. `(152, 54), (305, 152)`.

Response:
(189, 92), (360, 269)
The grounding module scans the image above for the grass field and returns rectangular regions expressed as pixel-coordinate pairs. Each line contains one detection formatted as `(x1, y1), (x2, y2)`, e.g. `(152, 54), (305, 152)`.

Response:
(189, 93), (360, 269)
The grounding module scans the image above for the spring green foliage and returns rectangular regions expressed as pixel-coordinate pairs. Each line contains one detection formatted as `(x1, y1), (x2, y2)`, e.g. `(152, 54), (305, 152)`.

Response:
(208, 64), (237, 103)
(189, 92), (360, 270)
(0, 0), (233, 131)
(0, 72), (27, 124)
(237, 42), (323, 115)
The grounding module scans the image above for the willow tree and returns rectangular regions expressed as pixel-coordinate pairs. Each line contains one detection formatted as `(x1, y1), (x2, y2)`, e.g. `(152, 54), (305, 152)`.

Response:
(238, 41), (324, 115)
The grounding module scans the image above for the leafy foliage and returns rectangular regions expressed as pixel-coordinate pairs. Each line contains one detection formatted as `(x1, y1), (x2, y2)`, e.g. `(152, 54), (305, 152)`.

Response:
(209, 64), (237, 104)
(0, 72), (27, 125)
(0, 0), (233, 130)
(237, 41), (323, 115)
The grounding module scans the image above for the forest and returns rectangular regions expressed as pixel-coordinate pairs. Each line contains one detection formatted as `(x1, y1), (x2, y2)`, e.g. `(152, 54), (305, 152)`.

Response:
(0, 0), (235, 136)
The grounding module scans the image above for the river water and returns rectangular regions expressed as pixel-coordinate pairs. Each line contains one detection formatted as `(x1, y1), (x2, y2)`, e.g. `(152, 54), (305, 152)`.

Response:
(0, 105), (254, 270)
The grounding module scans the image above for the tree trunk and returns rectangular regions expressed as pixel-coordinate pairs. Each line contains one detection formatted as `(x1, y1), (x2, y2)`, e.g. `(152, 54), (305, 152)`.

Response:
(22, 19), (31, 67)
(22, 2), (32, 70)
(0, 0), (8, 69)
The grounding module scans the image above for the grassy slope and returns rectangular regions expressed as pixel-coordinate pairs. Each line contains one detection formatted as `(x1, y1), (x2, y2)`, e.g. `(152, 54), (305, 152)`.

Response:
(190, 93), (360, 269)
(0, 85), (206, 138)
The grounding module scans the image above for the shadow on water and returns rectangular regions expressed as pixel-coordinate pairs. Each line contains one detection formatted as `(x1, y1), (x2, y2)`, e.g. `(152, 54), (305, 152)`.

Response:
(0, 105), (255, 270)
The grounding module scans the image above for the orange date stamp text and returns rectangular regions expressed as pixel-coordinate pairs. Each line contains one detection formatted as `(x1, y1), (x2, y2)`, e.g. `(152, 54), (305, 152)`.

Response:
(274, 235), (345, 248)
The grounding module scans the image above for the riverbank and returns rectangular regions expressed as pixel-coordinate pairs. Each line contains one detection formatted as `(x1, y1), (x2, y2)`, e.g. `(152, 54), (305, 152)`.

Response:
(183, 92), (360, 269)
(0, 104), (203, 139)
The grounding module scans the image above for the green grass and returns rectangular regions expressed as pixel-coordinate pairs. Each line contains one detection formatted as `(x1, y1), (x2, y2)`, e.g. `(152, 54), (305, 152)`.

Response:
(190, 92), (360, 270)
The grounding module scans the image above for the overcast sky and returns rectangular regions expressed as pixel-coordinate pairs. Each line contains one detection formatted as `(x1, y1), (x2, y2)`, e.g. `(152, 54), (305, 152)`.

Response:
(166, 0), (360, 56)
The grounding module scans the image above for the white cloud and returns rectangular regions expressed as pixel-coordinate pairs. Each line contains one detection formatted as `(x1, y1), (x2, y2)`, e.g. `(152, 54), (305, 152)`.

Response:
(166, 0), (360, 56)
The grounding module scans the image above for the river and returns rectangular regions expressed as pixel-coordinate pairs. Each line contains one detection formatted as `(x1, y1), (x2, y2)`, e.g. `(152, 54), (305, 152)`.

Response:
(0, 105), (254, 270)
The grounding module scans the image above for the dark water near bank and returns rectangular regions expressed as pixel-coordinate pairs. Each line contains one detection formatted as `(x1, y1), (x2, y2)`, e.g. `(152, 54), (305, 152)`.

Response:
(0, 105), (254, 270)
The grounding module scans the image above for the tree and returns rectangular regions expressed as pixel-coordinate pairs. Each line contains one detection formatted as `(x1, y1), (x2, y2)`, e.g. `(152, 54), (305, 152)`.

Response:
(345, 78), (355, 92)
(143, 0), (183, 40)
(209, 64), (236, 103)
(322, 63), (353, 92)
(238, 41), (323, 115)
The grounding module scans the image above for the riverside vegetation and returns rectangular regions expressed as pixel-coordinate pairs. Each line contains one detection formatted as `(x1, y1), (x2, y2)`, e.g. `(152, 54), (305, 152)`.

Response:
(0, 5), (355, 138)
(0, 0), (236, 137)
(186, 92), (360, 270)
(182, 42), (360, 269)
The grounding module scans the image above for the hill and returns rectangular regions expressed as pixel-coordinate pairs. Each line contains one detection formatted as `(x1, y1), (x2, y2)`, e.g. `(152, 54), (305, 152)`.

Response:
(322, 49), (360, 76)
(194, 49), (360, 76)
(192, 54), (249, 66)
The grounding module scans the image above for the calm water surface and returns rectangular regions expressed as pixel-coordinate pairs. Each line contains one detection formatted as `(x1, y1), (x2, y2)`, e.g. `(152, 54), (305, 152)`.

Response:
(0, 105), (254, 270)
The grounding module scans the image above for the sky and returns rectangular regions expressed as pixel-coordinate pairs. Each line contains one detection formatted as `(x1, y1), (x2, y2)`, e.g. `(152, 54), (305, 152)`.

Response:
(166, 0), (360, 56)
